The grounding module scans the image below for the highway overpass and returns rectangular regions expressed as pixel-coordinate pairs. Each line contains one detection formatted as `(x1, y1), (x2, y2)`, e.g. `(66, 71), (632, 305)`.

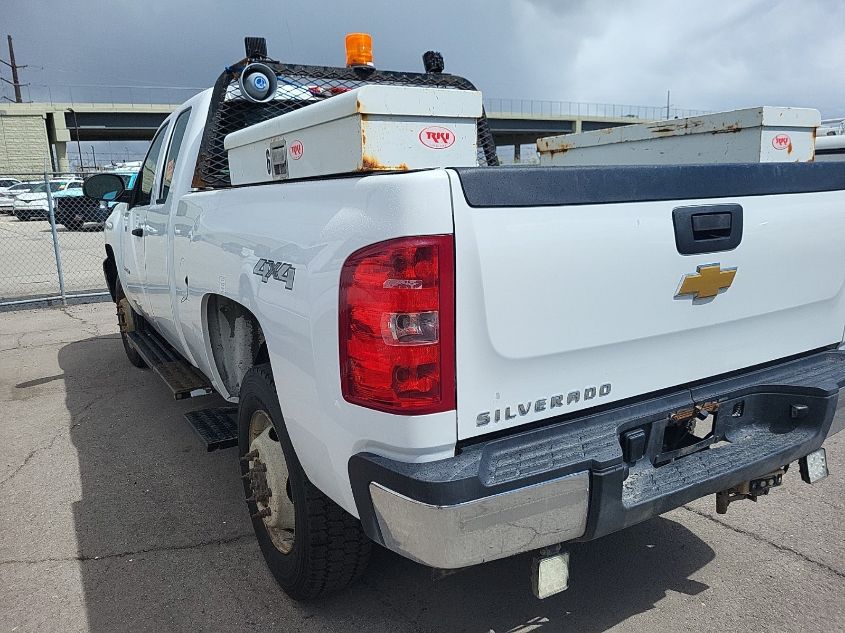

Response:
(0, 98), (693, 173)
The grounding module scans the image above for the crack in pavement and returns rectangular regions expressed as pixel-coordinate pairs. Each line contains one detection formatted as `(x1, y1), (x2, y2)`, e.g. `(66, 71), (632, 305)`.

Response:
(0, 428), (66, 489)
(0, 533), (255, 567)
(0, 388), (117, 489)
(61, 307), (104, 336)
(0, 306), (116, 352)
(682, 504), (845, 580)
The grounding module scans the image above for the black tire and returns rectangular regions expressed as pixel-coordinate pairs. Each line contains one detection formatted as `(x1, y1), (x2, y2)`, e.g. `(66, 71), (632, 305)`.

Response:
(238, 363), (371, 600)
(114, 280), (146, 368)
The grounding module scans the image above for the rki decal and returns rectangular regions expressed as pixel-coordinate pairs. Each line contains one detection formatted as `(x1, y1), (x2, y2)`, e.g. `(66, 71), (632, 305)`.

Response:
(419, 126), (456, 149)
(771, 134), (791, 150)
(289, 140), (304, 160)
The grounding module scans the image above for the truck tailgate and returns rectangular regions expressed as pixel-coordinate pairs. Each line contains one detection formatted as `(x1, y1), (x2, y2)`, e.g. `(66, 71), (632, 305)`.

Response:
(449, 164), (845, 440)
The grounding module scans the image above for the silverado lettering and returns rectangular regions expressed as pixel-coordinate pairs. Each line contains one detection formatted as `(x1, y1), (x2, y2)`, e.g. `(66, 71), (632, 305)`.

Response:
(476, 383), (612, 426)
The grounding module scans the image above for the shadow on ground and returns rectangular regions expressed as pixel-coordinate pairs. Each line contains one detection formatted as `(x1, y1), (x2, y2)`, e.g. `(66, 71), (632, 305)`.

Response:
(61, 335), (714, 632)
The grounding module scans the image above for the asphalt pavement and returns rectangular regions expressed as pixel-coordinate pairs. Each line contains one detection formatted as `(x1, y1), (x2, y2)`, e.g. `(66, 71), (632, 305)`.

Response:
(1, 303), (843, 632)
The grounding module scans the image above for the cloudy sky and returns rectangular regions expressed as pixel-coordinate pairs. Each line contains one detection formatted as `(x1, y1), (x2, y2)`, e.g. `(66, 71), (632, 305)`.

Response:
(3, 0), (842, 160)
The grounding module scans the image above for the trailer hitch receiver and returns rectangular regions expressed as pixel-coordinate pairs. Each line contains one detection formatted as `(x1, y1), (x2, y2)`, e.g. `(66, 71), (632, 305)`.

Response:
(716, 468), (785, 514)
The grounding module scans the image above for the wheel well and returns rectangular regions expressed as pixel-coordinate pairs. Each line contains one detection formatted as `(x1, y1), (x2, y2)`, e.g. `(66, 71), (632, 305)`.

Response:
(205, 295), (267, 398)
(103, 245), (118, 302)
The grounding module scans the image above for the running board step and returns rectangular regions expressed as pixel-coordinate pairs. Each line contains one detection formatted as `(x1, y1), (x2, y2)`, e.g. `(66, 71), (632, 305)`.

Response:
(184, 407), (238, 452)
(126, 328), (214, 399)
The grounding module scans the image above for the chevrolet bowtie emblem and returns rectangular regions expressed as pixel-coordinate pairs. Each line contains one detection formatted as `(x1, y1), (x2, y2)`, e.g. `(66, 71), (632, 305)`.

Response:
(675, 264), (737, 300)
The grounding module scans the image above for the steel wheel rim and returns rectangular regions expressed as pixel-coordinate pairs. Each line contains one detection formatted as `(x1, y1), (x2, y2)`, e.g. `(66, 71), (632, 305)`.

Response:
(248, 409), (295, 555)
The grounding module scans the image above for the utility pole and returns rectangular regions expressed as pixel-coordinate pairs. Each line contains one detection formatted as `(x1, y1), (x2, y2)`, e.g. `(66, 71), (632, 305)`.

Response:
(666, 90), (671, 119)
(67, 108), (84, 173)
(0, 35), (27, 103)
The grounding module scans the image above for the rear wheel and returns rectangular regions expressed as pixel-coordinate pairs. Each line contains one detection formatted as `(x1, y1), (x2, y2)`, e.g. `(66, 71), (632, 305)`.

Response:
(114, 280), (146, 368)
(238, 363), (371, 600)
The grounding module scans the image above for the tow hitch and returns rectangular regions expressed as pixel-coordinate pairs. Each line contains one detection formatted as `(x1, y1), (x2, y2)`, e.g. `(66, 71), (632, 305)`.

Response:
(716, 448), (830, 514)
(716, 468), (785, 514)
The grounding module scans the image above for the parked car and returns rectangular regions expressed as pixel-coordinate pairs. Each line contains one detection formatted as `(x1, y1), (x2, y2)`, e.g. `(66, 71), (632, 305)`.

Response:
(13, 179), (82, 221)
(0, 177), (21, 192)
(0, 181), (40, 214)
(54, 171), (137, 230)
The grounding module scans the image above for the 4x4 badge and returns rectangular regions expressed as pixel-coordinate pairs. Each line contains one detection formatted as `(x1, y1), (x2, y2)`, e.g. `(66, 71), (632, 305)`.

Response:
(675, 264), (736, 300)
(253, 258), (296, 290)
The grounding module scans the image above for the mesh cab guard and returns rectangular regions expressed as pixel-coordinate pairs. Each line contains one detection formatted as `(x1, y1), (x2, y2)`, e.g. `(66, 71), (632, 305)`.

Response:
(192, 58), (499, 189)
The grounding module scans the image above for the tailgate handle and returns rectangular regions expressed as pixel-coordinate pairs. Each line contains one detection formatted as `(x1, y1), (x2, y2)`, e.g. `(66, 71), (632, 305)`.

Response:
(673, 204), (743, 255)
(692, 212), (731, 239)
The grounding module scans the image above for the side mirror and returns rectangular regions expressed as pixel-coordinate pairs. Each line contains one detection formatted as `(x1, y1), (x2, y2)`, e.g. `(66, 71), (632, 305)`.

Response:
(83, 173), (129, 202)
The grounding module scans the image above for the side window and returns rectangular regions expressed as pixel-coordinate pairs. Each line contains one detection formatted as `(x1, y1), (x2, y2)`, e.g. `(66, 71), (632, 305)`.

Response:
(160, 108), (191, 202)
(134, 125), (168, 207)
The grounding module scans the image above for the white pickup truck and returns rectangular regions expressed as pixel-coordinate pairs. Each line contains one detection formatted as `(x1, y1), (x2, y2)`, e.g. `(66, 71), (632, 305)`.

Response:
(84, 38), (845, 600)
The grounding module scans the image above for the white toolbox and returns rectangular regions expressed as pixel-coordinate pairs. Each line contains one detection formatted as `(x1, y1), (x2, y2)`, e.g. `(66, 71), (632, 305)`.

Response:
(537, 107), (821, 166)
(225, 85), (482, 185)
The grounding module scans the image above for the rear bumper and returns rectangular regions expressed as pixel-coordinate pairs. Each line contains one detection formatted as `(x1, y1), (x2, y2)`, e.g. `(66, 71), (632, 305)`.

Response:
(349, 349), (845, 569)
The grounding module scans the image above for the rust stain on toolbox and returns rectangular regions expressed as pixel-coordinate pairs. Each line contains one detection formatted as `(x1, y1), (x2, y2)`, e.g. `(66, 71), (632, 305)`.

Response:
(647, 119), (705, 135)
(710, 122), (743, 134)
(360, 154), (409, 172)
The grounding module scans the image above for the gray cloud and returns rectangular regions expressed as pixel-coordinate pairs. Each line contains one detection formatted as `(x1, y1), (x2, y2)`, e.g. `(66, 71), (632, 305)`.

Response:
(3, 0), (842, 117)
(514, 0), (844, 114)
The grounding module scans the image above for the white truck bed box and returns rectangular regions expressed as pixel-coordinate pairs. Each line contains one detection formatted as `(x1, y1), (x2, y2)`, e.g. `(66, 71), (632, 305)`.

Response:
(537, 107), (821, 166)
(225, 85), (481, 185)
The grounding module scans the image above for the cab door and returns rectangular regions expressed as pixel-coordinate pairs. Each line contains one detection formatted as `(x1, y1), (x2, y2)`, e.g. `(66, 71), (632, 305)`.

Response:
(143, 107), (192, 343)
(120, 122), (169, 317)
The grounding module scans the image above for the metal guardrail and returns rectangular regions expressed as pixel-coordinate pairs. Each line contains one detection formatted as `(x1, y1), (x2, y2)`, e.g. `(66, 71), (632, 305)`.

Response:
(483, 97), (710, 121)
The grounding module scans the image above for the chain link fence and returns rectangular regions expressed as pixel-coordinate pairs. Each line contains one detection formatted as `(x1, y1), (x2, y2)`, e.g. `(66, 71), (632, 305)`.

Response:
(0, 171), (112, 307)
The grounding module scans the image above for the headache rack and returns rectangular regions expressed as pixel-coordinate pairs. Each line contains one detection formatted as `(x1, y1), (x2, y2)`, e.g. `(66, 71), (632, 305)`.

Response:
(192, 53), (499, 189)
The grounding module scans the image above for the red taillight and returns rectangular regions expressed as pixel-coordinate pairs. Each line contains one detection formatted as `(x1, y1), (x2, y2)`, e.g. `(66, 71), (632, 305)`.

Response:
(339, 235), (455, 415)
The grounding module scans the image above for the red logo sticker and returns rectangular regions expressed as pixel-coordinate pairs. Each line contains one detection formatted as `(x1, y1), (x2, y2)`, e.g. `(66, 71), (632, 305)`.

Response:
(289, 140), (304, 160)
(772, 134), (791, 150)
(419, 126), (456, 149)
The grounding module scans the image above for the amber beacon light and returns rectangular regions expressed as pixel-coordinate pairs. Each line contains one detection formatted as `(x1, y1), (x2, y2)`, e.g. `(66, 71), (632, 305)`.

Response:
(345, 33), (374, 67)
